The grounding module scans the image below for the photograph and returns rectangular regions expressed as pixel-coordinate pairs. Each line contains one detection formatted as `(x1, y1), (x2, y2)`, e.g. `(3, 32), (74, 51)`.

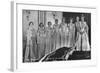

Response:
(22, 10), (91, 63)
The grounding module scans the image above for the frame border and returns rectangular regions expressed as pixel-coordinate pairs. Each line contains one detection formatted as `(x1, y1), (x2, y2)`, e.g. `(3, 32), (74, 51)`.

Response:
(11, 1), (97, 71)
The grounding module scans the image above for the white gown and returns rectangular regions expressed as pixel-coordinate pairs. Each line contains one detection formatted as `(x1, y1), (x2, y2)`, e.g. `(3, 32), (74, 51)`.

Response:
(68, 23), (75, 47)
(76, 21), (90, 51)
(53, 24), (60, 50)
(45, 27), (53, 55)
(37, 27), (46, 59)
(64, 24), (70, 47)
(59, 23), (68, 47)
(25, 26), (37, 61)
(80, 22), (90, 51)
(76, 21), (81, 51)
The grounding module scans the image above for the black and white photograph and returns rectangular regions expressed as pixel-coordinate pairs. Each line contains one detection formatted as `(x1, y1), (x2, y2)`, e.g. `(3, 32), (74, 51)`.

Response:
(10, 1), (97, 71)
(22, 10), (91, 62)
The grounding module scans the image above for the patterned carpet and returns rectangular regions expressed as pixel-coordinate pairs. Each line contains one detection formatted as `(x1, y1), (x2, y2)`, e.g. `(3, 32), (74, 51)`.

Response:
(41, 47), (91, 62)
(68, 51), (91, 60)
(23, 47), (91, 62)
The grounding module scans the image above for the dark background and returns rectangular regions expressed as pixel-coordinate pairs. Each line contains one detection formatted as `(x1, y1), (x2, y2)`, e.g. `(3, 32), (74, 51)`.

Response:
(63, 12), (91, 45)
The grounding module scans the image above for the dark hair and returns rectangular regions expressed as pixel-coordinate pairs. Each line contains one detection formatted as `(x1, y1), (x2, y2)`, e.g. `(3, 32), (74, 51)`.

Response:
(29, 21), (34, 26)
(62, 17), (65, 20)
(70, 17), (73, 20)
(81, 14), (85, 18)
(39, 22), (44, 27)
(55, 19), (58, 22)
(48, 21), (52, 25)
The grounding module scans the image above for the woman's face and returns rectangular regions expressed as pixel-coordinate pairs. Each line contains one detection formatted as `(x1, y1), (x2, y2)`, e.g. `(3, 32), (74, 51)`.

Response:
(62, 18), (65, 23)
(40, 23), (44, 28)
(55, 20), (58, 24)
(81, 17), (84, 22)
(70, 19), (73, 23)
(76, 17), (79, 21)
(48, 22), (52, 27)
(29, 22), (34, 28)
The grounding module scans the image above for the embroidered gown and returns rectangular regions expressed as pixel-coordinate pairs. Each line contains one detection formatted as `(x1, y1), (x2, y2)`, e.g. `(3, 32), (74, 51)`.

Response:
(53, 24), (60, 50)
(64, 24), (70, 47)
(75, 21), (81, 51)
(31, 28), (38, 60)
(25, 26), (37, 61)
(59, 23), (68, 47)
(80, 21), (90, 51)
(68, 23), (75, 47)
(45, 27), (53, 55)
(37, 27), (46, 59)
(76, 21), (90, 51)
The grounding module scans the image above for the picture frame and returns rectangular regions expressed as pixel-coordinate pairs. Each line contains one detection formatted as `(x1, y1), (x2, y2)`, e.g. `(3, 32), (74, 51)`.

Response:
(11, 1), (97, 71)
